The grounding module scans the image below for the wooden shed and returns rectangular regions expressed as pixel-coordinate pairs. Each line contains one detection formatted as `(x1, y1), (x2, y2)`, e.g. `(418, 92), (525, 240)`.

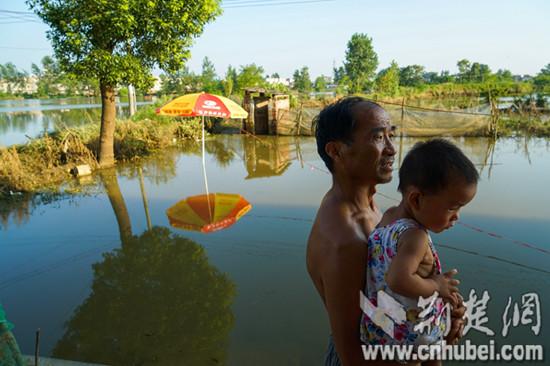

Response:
(242, 88), (293, 135)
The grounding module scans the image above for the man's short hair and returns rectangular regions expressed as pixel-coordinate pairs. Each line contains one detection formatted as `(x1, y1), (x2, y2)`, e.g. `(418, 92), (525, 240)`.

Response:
(398, 138), (479, 194)
(313, 96), (381, 172)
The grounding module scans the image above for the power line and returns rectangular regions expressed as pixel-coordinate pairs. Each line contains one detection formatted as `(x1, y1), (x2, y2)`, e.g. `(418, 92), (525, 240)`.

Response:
(0, 9), (36, 15)
(0, 9), (40, 24)
(224, 0), (334, 8)
(0, 46), (50, 50)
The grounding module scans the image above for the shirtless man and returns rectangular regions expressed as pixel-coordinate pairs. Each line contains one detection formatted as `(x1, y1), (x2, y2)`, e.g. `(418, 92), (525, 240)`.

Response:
(307, 97), (465, 365)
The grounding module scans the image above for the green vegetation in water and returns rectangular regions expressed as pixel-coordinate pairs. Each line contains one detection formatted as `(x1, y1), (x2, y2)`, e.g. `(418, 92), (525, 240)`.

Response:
(0, 103), (203, 197)
(499, 117), (550, 137)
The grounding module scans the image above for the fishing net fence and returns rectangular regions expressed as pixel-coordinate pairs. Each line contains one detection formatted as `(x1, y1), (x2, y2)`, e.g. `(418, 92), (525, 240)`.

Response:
(290, 99), (495, 137)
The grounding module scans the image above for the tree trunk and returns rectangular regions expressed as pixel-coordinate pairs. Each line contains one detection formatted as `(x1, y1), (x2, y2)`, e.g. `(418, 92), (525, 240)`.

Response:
(98, 81), (117, 167)
(100, 169), (133, 244)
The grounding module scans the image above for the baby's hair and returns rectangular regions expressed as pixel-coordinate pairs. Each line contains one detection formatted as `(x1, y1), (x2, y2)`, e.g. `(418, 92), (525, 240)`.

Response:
(398, 139), (479, 194)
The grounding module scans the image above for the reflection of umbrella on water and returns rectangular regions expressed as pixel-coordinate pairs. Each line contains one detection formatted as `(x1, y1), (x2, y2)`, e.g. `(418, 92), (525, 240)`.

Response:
(167, 193), (252, 233)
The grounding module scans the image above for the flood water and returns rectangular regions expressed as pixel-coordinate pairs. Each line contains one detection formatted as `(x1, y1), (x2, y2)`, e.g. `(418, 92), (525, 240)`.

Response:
(1, 101), (549, 365)
(0, 97), (154, 147)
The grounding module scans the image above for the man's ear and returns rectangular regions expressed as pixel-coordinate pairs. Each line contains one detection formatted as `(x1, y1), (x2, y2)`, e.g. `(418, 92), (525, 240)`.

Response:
(406, 187), (422, 211)
(325, 141), (343, 163)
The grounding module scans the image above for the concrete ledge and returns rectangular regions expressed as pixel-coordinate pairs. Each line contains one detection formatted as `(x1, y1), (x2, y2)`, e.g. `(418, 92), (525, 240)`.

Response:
(23, 355), (107, 366)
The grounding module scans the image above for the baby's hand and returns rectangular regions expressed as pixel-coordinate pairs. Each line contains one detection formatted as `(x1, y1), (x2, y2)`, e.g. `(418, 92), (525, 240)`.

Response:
(434, 269), (460, 306)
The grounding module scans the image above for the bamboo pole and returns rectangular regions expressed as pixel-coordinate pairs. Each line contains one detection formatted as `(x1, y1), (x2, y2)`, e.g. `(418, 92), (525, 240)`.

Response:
(138, 167), (152, 231)
(400, 97), (405, 138)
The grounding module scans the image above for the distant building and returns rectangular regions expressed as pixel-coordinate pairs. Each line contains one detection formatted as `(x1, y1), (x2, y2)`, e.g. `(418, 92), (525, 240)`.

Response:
(149, 76), (163, 94)
(265, 77), (291, 87)
(513, 74), (533, 82)
(0, 75), (38, 94)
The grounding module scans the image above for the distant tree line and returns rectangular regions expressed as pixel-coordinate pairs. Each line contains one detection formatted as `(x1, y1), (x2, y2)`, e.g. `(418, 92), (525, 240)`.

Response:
(2, 33), (549, 102)
(0, 56), (98, 97)
(159, 57), (271, 96)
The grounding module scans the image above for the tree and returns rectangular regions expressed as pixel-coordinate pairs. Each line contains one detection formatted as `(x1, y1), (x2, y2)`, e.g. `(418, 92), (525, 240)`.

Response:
(495, 69), (513, 82)
(533, 64), (550, 93)
(343, 33), (378, 93)
(333, 65), (350, 94)
(314, 75), (328, 92)
(28, 0), (222, 167)
(470, 62), (491, 82)
(31, 56), (60, 95)
(333, 65), (345, 85)
(423, 70), (454, 84)
(375, 61), (400, 96)
(457, 59), (471, 82)
(31, 55), (98, 97)
(292, 66), (312, 93)
(0, 63), (27, 94)
(160, 66), (201, 95)
(221, 65), (237, 96)
(235, 64), (265, 92)
(399, 65), (425, 87)
(200, 56), (220, 93)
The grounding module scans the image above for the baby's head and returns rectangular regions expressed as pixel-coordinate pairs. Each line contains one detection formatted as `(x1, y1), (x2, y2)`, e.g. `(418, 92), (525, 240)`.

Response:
(398, 139), (479, 233)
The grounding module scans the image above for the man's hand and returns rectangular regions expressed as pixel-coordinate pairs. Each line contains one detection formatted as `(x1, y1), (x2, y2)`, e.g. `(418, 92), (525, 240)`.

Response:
(444, 271), (466, 345)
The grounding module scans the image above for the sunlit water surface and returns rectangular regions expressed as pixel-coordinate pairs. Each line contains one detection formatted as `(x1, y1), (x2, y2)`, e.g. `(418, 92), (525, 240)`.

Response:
(1, 130), (549, 365)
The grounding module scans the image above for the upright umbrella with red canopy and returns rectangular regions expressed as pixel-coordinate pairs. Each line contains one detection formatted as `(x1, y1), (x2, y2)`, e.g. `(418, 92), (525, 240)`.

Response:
(156, 93), (249, 226)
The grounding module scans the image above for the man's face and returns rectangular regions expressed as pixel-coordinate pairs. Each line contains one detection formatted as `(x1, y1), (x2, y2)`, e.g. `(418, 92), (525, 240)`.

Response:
(340, 103), (396, 184)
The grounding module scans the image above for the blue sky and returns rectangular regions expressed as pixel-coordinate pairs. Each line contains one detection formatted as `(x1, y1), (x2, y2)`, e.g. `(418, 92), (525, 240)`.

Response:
(1, 0), (549, 79)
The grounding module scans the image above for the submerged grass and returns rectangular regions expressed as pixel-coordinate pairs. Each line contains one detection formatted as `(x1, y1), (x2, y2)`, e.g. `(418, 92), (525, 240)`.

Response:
(0, 105), (203, 196)
(499, 117), (550, 136)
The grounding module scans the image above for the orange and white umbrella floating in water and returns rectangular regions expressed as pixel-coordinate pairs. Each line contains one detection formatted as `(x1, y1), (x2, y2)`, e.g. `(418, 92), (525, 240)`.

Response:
(156, 92), (248, 119)
(166, 193), (252, 233)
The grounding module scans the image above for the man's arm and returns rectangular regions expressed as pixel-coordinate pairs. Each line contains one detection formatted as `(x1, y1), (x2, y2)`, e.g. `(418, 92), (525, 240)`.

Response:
(323, 240), (376, 366)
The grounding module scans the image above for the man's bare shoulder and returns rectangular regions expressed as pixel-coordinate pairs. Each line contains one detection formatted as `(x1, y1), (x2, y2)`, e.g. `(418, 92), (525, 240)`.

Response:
(315, 192), (367, 247)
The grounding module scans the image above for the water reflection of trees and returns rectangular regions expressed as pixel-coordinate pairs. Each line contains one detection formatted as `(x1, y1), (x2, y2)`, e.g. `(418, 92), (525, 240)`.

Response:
(51, 170), (236, 365)
(52, 226), (235, 366)
(0, 195), (33, 229)
(117, 149), (181, 186)
(206, 139), (235, 167)
(0, 193), (83, 230)
(0, 112), (37, 135)
(0, 109), (100, 145)
(43, 108), (101, 130)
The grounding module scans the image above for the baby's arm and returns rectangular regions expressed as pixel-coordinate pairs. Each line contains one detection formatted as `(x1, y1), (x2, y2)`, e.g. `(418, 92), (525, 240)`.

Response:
(386, 228), (459, 302)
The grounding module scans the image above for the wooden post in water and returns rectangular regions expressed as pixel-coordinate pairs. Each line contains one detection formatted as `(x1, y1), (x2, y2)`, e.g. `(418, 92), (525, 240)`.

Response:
(128, 84), (137, 117)
(398, 98), (405, 167)
(400, 97), (405, 138)
(296, 103), (303, 136)
(35, 328), (40, 366)
(489, 92), (499, 139)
